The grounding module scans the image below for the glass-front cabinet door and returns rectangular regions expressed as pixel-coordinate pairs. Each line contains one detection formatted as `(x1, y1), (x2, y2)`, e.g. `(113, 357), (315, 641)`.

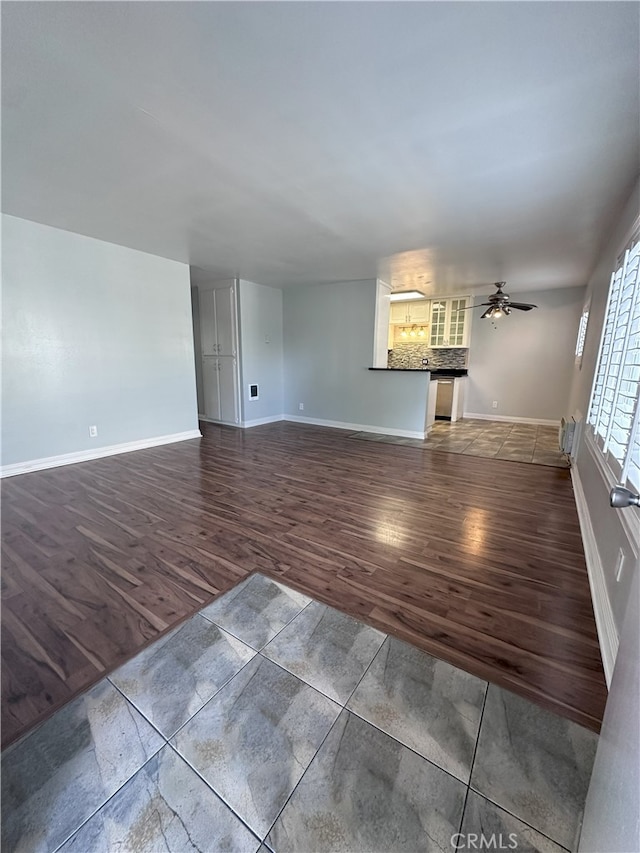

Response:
(448, 298), (467, 346)
(429, 297), (469, 347)
(429, 300), (447, 346)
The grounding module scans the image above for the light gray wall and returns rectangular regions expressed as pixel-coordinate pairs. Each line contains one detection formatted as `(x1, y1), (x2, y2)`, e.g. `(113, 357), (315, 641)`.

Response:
(283, 279), (430, 434)
(579, 566), (639, 853)
(238, 279), (284, 423)
(569, 180), (639, 853)
(569, 181), (639, 631)
(465, 286), (585, 421)
(1, 214), (199, 466)
(190, 287), (205, 414)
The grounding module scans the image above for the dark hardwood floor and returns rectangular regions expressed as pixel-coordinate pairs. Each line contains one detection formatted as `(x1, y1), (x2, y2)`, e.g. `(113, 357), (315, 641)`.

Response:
(1, 421), (607, 747)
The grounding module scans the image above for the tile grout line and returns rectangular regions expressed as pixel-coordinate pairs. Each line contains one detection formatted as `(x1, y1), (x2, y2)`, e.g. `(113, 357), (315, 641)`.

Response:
(457, 679), (490, 839)
(258, 627), (391, 844)
(49, 697), (169, 853)
(464, 786), (574, 853)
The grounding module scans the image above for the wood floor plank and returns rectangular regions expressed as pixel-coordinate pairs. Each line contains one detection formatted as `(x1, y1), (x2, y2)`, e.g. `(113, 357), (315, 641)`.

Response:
(0, 421), (607, 746)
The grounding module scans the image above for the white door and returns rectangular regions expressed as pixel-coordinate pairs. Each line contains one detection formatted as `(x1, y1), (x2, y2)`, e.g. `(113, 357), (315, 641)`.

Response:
(199, 290), (217, 356)
(214, 286), (236, 355)
(202, 357), (220, 419)
(217, 357), (238, 423)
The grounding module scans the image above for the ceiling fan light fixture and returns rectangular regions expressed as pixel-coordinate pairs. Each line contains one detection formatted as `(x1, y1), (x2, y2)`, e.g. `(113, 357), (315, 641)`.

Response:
(476, 282), (537, 317)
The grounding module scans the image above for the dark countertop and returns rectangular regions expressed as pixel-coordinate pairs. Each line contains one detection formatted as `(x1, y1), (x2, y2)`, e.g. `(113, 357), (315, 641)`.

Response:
(368, 368), (468, 377)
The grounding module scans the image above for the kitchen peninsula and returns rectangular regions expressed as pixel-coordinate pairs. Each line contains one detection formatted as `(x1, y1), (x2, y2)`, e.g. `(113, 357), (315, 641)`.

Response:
(368, 367), (468, 425)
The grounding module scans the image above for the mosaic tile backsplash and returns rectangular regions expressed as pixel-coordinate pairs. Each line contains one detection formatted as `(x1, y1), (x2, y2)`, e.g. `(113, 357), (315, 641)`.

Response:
(388, 345), (468, 370)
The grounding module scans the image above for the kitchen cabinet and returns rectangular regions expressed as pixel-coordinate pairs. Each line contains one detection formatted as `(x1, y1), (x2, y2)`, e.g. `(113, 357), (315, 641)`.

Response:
(199, 285), (237, 356)
(390, 300), (430, 324)
(429, 297), (470, 347)
(202, 356), (239, 423)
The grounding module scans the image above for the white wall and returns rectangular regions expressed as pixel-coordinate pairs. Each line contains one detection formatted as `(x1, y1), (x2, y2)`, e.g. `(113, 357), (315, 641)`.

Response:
(283, 279), (431, 436)
(569, 181), (639, 636)
(568, 179), (639, 853)
(465, 286), (585, 422)
(579, 566), (639, 853)
(1, 214), (199, 469)
(237, 279), (284, 425)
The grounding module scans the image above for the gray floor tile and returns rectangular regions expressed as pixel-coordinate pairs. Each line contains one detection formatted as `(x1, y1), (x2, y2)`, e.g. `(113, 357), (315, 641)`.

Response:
(266, 710), (466, 852)
(200, 573), (311, 649)
(458, 791), (569, 853)
(463, 444), (501, 457)
(496, 450), (535, 463)
(110, 614), (256, 737)
(57, 745), (261, 853)
(347, 637), (486, 781)
(262, 601), (386, 704)
(470, 685), (598, 849)
(171, 655), (340, 838)
(1, 679), (163, 853)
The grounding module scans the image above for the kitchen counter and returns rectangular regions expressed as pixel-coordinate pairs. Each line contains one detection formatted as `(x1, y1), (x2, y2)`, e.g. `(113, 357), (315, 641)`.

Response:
(368, 367), (468, 377)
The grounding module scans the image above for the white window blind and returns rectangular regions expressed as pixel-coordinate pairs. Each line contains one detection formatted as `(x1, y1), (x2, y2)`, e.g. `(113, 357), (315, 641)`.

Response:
(588, 237), (640, 490)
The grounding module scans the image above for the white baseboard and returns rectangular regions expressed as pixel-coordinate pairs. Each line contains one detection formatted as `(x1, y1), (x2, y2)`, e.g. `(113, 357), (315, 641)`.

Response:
(284, 414), (425, 439)
(242, 414), (285, 429)
(0, 430), (202, 479)
(463, 412), (560, 427)
(571, 465), (618, 687)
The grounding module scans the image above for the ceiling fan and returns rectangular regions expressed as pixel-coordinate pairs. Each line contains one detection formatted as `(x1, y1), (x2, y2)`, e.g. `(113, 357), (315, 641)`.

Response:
(464, 282), (537, 319)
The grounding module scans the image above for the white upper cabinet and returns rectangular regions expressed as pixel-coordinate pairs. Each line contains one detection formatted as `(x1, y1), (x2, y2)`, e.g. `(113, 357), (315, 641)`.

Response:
(199, 285), (237, 356)
(429, 296), (470, 347)
(390, 300), (430, 324)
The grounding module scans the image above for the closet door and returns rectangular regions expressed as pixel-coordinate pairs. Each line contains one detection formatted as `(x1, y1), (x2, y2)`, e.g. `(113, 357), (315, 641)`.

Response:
(214, 286), (236, 355)
(199, 290), (217, 356)
(202, 357), (221, 420)
(217, 358), (238, 423)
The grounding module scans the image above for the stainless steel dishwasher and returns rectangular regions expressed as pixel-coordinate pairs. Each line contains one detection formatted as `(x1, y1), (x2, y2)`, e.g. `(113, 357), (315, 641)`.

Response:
(435, 379), (454, 420)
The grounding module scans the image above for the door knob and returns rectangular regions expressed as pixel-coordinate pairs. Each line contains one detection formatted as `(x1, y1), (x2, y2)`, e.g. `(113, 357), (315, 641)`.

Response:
(610, 486), (640, 508)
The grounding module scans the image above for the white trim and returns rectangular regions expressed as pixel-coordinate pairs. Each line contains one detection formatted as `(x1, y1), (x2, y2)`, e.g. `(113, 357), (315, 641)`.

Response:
(463, 412), (560, 426)
(198, 415), (242, 428)
(285, 414), (426, 439)
(571, 465), (619, 687)
(0, 430), (202, 479)
(241, 414), (285, 429)
(584, 430), (640, 556)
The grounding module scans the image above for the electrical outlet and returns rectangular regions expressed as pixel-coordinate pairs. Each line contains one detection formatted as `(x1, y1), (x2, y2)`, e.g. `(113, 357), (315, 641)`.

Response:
(492, 400), (498, 409)
(299, 403), (304, 411)
(89, 425), (98, 438)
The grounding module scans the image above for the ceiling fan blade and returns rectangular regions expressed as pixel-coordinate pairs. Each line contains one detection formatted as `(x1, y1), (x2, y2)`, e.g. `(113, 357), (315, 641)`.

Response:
(509, 303), (537, 311)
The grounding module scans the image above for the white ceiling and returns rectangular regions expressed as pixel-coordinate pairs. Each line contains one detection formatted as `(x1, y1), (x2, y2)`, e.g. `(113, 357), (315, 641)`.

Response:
(2, 2), (638, 295)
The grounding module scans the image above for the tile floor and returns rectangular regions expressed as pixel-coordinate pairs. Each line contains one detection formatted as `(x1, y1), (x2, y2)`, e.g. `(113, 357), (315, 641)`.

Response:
(350, 419), (569, 468)
(2, 573), (597, 853)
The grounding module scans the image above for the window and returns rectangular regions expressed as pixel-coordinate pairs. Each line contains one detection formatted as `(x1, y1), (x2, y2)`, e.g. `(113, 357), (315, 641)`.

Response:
(574, 301), (590, 367)
(588, 235), (640, 491)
